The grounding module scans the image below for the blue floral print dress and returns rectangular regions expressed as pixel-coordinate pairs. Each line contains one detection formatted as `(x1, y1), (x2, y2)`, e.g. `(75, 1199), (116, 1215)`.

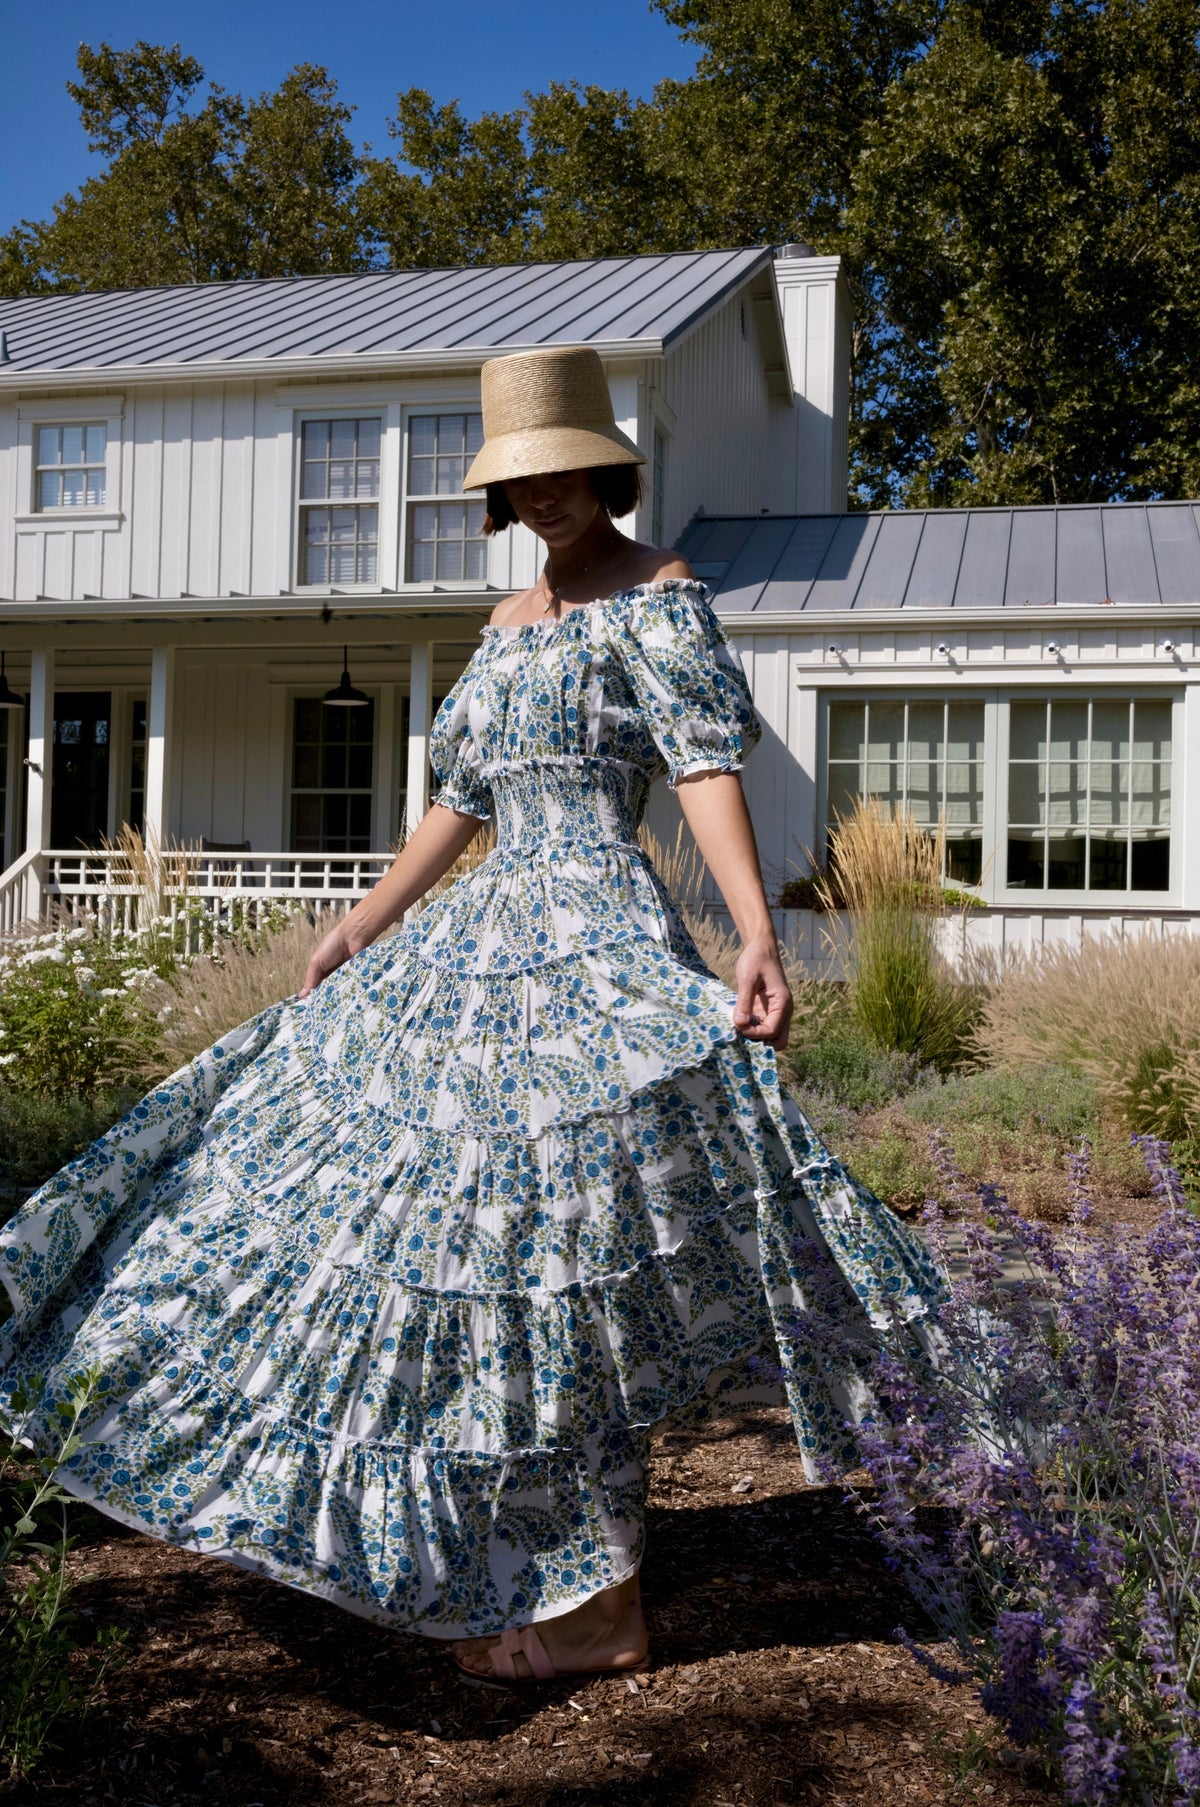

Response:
(0, 580), (946, 1640)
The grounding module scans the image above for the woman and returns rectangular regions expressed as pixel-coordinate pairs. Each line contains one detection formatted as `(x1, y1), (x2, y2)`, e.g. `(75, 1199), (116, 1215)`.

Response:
(0, 346), (945, 1688)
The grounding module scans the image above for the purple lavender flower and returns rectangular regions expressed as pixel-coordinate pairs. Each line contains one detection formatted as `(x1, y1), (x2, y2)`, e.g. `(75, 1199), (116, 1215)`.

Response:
(1060, 1677), (1126, 1805)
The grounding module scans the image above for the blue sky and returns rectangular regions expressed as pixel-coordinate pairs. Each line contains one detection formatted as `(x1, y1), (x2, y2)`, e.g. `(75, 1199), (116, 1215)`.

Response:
(1, 0), (698, 232)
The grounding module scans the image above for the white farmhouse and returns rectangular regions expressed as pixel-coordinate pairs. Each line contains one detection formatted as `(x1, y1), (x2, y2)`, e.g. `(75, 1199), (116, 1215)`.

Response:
(0, 245), (1195, 962)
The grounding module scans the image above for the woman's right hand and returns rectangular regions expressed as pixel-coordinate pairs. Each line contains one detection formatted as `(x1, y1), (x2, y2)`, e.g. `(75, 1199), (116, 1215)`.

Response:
(299, 920), (362, 998)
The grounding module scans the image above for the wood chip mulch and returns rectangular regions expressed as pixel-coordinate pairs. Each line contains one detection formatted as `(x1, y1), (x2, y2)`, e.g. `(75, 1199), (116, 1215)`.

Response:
(8, 1408), (1053, 1807)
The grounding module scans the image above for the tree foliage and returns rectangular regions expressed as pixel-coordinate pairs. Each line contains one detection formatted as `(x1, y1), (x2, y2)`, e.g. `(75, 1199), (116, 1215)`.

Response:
(5, 9), (1200, 503)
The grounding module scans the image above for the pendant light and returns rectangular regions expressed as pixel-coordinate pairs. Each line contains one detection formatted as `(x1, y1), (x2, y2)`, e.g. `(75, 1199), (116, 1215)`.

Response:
(323, 645), (370, 708)
(0, 652), (22, 710)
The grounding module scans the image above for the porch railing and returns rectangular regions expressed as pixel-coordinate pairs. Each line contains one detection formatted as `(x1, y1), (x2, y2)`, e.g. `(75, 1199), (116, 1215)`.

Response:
(0, 848), (395, 940)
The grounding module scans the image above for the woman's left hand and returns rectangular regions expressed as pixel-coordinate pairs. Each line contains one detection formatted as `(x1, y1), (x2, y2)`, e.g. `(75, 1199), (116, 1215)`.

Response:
(732, 938), (793, 1052)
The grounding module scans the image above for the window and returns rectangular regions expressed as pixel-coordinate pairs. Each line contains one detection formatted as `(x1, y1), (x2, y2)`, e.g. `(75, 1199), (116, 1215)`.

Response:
(36, 423), (107, 509)
(1007, 696), (1170, 893)
(290, 696), (376, 853)
(406, 412), (487, 582)
(652, 427), (667, 547)
(298, 417), (380, 585)
(827, 698), (984, 884)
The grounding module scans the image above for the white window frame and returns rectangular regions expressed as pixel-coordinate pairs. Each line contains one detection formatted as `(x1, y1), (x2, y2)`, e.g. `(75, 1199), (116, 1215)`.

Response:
(286, 687), (379, 854)
(399, 404), (488, 590)
(292, 409), (388, 593)
(15, 397), (124, 526)
(818, 687), (1182, 908)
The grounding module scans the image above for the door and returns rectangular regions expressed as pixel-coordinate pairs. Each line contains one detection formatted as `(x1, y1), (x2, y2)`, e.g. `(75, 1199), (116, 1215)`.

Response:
(51, 692), (111, 848)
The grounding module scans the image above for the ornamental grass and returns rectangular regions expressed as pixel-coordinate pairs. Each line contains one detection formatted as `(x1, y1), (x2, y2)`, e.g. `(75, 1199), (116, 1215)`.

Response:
(972, 930), (1200, 1143)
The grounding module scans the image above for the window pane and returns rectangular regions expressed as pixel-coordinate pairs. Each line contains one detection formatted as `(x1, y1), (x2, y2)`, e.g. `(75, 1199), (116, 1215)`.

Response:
(358, 417), (381, 459)
(328, 460), (356, 500)
(293, 745), (320, 787)
(944, 762), (982, 825)
(84, 424), (106, 464)
(1047, 836), (1086, 888)
(410, 415), (437, 459)
(1047, 761), (1085, 827)
(302, 420), (329, 458)
(321, 745), (348, 789)
(906, 761), (939, 824)
(300, 460), (327, 500)
(1132, 836), (1170, 890)
(61, 425), (83, 466)
(946, 702), (985, 762)
(1133, 699), (1172, 760)
(466, 413), (484, 455)
(906, 702), (944, 761)
(1008, 765), (1045, 824)
(1088, 760), (1125, 825)
(37, 426), (60, 466)
(348, 745), (373, 788)
(865, 761), (902, 806)
(436, 540), (465, 581)
(329, 419), (356, 460)
(409, 455), (435, 495)
(61, 469), (84, 506)
(1010, 700), (1046, 761)
(1049, 699), (1088, 759)
(1088, 835), (1128, 891)
(1007, 834), (1044, 888)
(826, 767), (862, 827)
(1090, 697), (1130, 762)
(464, 536), (488, 581)
(85, 468), (106, 507)
(38, 471), (60, 509)
(1130, 761), (1170, 827)
(411, 540), (435, 582)
(866, 702), (903, 761)
(294, 696), (322, 741)
(946, 837), (983, 886)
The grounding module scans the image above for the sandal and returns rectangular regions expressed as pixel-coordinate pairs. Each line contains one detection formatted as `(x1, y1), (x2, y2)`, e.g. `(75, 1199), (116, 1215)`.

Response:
(452, 1624), (648, 1691)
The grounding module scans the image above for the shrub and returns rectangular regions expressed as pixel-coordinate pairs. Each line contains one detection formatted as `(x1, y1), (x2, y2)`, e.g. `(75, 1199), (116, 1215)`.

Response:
(819, 799), (982, 1072)
(774, 1136), (1200, 1803)
(0, 1092), (129, 1216)
(972, 931), (1200, 1142)
(0, 926), (168, 1100)
(0, 1373), (125, 1783)
(784, 1011), (930, 1112)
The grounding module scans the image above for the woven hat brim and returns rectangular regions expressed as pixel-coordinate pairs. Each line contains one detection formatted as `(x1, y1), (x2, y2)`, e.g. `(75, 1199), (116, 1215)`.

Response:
(464, 422), (645, 491)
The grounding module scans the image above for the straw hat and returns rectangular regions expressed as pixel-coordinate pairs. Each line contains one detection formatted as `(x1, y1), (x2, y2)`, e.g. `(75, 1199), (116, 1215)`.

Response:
(464, 346), (645, 490)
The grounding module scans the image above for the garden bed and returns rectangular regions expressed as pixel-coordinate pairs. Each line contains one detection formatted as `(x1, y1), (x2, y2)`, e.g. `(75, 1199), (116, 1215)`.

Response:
(7, 1408), (1049, 1807)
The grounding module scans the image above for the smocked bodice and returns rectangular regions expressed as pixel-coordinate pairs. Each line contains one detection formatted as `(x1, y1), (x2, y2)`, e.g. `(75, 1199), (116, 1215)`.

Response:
(429, 581), (762, 845)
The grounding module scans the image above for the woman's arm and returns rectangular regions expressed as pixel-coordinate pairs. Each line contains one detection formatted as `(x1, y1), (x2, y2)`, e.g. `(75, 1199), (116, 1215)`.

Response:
(674, 772), (793, 1051)
(299, 804), (485, 997)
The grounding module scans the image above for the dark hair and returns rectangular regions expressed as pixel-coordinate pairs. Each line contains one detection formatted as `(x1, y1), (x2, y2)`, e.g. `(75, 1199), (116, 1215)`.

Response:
(482, 464), (645, 534)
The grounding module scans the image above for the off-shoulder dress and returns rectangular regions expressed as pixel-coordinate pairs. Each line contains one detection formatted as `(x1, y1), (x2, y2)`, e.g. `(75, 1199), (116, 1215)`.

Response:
(0, 580), (946, 1640)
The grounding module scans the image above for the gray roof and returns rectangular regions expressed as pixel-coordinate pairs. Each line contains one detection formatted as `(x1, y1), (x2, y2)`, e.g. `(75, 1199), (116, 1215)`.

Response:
(681, 503), (1200, 611)
(0, 248), (770, 376)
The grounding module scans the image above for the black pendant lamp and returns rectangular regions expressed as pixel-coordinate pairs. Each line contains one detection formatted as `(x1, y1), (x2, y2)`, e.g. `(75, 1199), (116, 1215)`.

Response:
(0, 653), (22, 711)
(323, 645), (370, 708)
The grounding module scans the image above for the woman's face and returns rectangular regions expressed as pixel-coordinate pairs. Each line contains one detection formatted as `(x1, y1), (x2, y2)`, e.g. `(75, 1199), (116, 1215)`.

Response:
(501, 469), (601, 548)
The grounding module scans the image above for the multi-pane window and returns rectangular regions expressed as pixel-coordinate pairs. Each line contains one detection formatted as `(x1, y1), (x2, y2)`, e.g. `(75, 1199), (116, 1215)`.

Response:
(290, 696), (375, 853)
(652, 427), (666, 546)
(406, 412), (487, 582)
(36, 423), (106, 509)
(1007, 697), (1171, 892)
(298, 417), (380, 585)
(827, 699), (985, 884)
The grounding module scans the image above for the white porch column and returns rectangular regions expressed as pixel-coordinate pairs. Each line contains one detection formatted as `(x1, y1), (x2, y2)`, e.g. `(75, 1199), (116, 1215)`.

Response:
(25, 647), (54, 855)
(405, 641), (435, 832)
(144, 646), (176, 845)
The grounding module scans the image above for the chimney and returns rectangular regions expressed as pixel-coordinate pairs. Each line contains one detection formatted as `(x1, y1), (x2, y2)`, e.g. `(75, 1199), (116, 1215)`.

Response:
(771, 247), (850, 513)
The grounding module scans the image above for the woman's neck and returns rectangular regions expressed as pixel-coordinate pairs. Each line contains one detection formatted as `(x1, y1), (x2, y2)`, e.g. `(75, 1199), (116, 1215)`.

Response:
(544, 516), (624, 592)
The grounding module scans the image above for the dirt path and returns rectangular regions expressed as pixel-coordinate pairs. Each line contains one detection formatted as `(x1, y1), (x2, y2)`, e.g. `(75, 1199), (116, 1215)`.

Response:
(9, 1408), (1051, 1807)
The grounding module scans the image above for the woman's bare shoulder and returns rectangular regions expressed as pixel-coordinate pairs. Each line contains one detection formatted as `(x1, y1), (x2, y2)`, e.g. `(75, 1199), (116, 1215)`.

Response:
(624, 543), (696, 585)
(489, 587), (539, 626)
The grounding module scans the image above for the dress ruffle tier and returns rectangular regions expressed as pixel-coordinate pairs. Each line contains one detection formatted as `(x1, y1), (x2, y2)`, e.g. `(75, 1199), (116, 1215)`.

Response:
(0, 583), (949, 1637)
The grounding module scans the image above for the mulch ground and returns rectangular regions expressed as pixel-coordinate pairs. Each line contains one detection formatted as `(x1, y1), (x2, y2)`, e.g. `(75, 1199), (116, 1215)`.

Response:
(9, 1407), (1052, 1807)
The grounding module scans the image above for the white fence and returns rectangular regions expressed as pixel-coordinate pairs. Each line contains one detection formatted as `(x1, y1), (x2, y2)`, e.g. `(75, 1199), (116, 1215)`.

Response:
(0, 848), (394, 941)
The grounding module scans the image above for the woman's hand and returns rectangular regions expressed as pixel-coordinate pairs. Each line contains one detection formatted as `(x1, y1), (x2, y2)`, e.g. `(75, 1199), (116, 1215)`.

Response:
(732, 936), (793, 1051)
(299, 919), (363, 998)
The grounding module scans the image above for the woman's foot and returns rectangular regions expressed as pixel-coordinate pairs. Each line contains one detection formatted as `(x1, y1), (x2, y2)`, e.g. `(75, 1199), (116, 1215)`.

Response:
(452, 1573), (648, 1682)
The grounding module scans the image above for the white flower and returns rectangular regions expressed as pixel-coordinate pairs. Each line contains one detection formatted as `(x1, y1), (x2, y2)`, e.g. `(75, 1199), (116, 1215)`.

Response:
(99, 987), (123, 998)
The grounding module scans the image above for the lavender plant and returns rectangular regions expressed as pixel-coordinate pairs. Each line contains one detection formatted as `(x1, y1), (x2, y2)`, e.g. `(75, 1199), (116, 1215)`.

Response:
(779, 1134), (1200, 1804)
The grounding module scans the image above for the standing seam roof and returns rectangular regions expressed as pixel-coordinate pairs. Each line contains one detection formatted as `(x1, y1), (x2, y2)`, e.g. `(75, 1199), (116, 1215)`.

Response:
(679, 504), (1200, 609)
(0, 249), (771, 372)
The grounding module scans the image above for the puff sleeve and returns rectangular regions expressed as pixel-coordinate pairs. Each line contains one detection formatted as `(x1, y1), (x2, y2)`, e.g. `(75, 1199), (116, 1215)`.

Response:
(428, 663), (493, 820)
(606, 581), (762, 787)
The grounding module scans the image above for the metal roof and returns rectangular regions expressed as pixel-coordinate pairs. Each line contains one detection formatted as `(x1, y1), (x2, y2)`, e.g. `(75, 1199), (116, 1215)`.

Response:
(0, 248), (771, 378)
(681, 503), (1200, 611)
